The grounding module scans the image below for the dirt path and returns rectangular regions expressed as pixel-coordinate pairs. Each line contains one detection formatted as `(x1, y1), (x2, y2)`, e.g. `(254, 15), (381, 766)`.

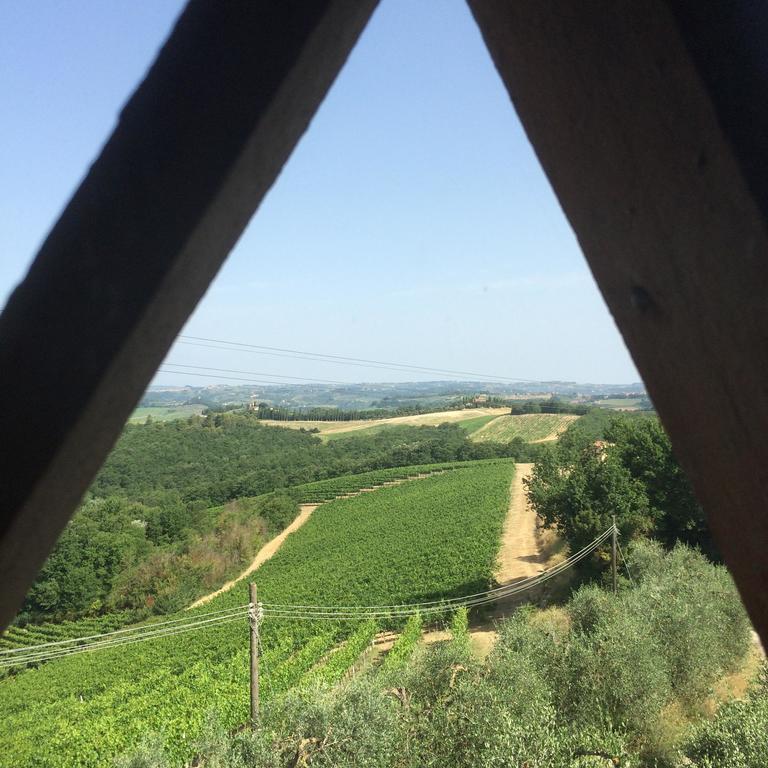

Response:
(188, 504), (318, 609)
(496, 463), (544, 583)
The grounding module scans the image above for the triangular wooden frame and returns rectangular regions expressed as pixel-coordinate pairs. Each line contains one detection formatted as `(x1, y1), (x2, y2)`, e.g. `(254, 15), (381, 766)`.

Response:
(2, 0), (768, 648)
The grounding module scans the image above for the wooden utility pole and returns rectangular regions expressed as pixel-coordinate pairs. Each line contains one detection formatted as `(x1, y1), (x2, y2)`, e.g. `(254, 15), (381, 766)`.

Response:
(611, 516), (618, 595)
(249, 582), (260, 725)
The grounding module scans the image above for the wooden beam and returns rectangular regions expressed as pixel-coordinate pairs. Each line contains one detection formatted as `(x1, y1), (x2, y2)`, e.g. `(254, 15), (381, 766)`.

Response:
(468, 0), (768, 642)
(0, 0), (377, 631)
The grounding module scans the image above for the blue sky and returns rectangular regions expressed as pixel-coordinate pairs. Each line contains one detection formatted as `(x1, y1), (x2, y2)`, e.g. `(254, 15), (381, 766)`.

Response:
(1, 0), (641, 386)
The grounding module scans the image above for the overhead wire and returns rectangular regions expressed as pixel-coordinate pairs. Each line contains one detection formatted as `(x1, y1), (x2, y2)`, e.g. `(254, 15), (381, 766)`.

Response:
(0, 608), (249, 667)
(616, 537), (635, 586)
(261, 528), (614, 620)
(161, 363), (348, 386)
(0, 610), (248, 666)
(0, 603), (249, 656)
(156, 369), (322, 387)
(175, 336), (539, 383)
(0, 612), (248, 667)
(261, 528), (613, 615)
(2, 527), (616, 666)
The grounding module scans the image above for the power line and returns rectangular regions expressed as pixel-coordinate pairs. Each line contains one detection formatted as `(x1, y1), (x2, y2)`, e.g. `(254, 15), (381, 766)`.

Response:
(2, 527), (615, 666)
(156, 369), (328, 388)
(0, 612), (248, 668)
(176, 335), (540, 384)
(0, 607), (249, 667)
(0, 604), (249, 656)
(261, 528), (613, 616)
(162, 363), (348, 387)
(616, 538), (635, 586)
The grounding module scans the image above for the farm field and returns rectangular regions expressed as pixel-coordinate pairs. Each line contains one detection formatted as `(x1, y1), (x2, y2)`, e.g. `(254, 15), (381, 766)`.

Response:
(283, 456), (511, 503)
(593, 397), (644, 410)
(455, 412), (500, 434)
(127, 404), (205, 423)
(470, 412), (580, 443)
(259, 406), (509, 439)
(0, 460), (514, 768)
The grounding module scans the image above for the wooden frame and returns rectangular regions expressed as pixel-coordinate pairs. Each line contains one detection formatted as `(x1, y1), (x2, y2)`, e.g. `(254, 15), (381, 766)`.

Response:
(3, 0), (768, 650)
(0, 0), (377, 630)
(470, 0), (768, 640)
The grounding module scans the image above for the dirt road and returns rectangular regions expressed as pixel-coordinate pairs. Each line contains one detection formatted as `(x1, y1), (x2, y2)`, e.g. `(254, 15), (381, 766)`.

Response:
(496, 463), (544, 583)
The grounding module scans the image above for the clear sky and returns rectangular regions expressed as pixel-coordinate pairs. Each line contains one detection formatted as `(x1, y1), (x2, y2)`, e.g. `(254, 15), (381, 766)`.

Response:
(1, 0), (641, 387)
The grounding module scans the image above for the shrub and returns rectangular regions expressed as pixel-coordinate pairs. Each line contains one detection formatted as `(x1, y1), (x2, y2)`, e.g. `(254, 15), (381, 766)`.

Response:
(627, 540), (751, 707)
(681, 664), (768, 767)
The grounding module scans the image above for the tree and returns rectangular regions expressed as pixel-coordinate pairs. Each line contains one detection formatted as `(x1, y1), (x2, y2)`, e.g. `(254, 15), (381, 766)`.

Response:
(526, 435), (651, 552)
(525, 415), (712, 558)
(605, 418), (715, 557)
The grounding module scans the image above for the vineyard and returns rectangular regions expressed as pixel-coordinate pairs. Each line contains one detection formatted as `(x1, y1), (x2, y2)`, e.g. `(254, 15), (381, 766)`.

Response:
(0, 612), (134, 654)
(0, 460), (514, 768)
(285, 457), (511, 503)
(470, 413), (580, 443)
(0, 459), (511, 658)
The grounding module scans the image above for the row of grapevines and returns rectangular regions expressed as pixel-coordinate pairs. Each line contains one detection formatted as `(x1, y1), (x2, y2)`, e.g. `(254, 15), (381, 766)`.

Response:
(379, 613), (423, 675)
(301, 620), (378, 688)
(261, 630), (339, 698)
(289, 457), (513, 503)
(450, 607), (471, 652)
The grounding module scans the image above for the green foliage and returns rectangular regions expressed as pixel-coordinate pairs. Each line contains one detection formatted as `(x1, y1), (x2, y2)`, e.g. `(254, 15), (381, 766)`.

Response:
(262, 633), (339, 699)
(235, 463), (512, 613)
(449, 607), (470, 653)
(606, 417), (715, 557)
(508, 397), (591, 415)
(471, 413), (580, 443)
(20, 497), (152, 621)
(552, 540), (750, 757)
(566, 407), (656, 441)
(92, 415), (512, 506)
(302, 620), (377, 688)
(254, 679), (403, 768)
(681, 665), (768, 767)
(555, 585), (674, 742)
(626, 540), (751, 702)
(527, 436), (651, 553)
(17, 491), (299, 623)
(0, 462), (514, 768)
(286, 457), (510, 503)
(110, 542), (749, 768)
(527, 414), (710, 559)
(379, 613), (422, 676)
(24, 408), (531, 623)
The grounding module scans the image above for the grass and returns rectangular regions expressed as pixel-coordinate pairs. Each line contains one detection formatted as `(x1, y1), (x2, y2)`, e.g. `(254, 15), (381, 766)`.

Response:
(594, 398), (644, 409)
(128, 404), (205, 423)
(455, 413), (500, 434)
(470, 413), (580, 443)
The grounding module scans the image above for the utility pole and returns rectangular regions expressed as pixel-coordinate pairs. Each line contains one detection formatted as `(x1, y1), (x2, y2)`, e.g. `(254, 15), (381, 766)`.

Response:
(611, 516), (618, 595)
(249, 582), (260, 725)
